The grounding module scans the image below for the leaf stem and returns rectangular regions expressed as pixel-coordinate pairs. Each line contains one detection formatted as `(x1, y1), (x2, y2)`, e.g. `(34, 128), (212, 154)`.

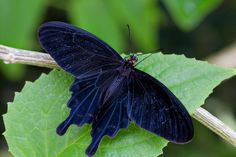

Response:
(1, 44), (236, 147)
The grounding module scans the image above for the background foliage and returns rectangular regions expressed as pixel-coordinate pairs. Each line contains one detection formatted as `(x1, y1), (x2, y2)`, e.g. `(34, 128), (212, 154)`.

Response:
(0, 0), (236, 157)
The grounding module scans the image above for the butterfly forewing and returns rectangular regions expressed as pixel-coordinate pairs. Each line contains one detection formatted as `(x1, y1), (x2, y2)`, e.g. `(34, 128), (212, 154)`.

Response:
(128, 69), (193, 143)
(38, 21), (123, 77)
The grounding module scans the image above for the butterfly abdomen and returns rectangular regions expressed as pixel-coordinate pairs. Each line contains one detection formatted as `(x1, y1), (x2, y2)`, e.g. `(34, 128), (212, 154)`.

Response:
(103, 75), (125, 103)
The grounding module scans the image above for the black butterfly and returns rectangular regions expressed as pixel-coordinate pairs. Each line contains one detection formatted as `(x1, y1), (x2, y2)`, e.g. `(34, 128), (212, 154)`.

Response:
(38, 21), (193, 157)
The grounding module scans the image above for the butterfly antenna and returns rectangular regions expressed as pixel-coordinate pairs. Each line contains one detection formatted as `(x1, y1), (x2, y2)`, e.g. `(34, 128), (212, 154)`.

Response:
(135, 53), (153, 67)
(127, 24), (134, 55)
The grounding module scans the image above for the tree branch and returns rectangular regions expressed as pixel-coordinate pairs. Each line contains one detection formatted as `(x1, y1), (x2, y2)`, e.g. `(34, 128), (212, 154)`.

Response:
(193, 108), (236, 147)
(1, 44), (236, 147)
(0, 45), (58, 69)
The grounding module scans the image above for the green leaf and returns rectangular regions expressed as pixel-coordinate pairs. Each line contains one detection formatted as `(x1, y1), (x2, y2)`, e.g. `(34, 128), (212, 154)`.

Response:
(4, 53), (236, 157)
(68, 0), (159, 52)
(163, 0), (222, 31)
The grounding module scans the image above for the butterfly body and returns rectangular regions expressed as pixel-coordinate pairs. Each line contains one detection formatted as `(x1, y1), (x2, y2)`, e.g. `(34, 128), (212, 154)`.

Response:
(123, 54), (138, 68)
(38, 21), (193, 157)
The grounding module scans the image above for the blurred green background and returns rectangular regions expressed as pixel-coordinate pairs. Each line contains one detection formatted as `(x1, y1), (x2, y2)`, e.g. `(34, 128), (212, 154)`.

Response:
(0, 0), (236, 156)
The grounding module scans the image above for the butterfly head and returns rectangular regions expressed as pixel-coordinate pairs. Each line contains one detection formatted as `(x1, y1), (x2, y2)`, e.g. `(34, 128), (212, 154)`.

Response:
(124, 54), (138, 67)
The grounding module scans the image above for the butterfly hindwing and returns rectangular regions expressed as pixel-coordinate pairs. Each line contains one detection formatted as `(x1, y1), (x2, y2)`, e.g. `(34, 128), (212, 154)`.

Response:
(128, 69), (194, 143)
(86, 75), (130, 156)
(38, 21), (122, 77)
(57, 69), (119, 135)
